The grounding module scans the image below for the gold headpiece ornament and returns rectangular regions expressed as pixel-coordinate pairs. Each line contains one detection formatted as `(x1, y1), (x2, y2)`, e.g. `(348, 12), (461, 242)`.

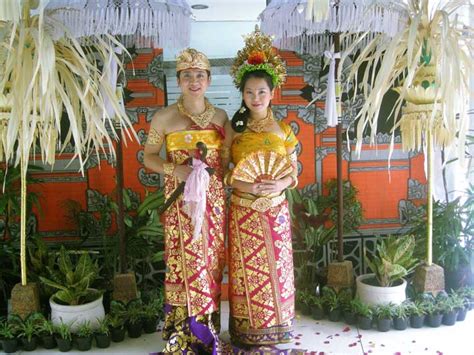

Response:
(176, 48), (211, 72)
(231, 26), (286, 89)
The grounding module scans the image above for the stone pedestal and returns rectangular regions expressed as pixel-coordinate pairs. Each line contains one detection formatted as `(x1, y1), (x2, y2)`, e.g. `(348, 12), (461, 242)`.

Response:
(413, 263), (445, 295)
(112, 272), (138, 303)
(326, 260), (354, 292)
(11, 282), (41, 319)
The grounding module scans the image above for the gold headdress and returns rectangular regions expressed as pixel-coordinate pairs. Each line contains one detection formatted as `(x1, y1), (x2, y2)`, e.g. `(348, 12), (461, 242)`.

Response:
(231, 27), (286, 89)
(176, 48), (211, 72)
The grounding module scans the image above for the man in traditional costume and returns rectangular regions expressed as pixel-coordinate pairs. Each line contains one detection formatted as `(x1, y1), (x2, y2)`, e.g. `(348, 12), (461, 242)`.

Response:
(144, 48), (229, 354)
(223, 28), (299, 349)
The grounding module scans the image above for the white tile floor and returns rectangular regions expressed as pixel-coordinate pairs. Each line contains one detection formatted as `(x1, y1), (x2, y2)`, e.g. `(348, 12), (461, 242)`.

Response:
(5, 302), (473, 355)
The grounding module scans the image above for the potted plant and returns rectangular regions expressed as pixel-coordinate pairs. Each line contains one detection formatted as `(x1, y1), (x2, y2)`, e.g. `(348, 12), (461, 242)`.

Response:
(321, 287), (341, 322)
(39, 245), (104, 331)
(296, 289), (313, 315)
(0, 318), (19, 353)
(308, 294), (325, 320)
(338, 288), (355, 325)
(109, 300), (127, 343)
(393, 302), (409, 330)
(74, 321), (94, 351)
(357, 235), (419, 305)
(94, 316), (111, 349)
(126, 299), (144, 338)
(374, 303), (394, 332)
(458, 286), (474, 311)
(142, 290), (164, 334)
(407, 300), (426, 328)
(351, 298), (373, 330)
(17, 314), (40, 351)
(38, 318), (57, 349)
(440, 293), (463, 326)
(423, 298), (443, 328)
(54, 321), (73, 352)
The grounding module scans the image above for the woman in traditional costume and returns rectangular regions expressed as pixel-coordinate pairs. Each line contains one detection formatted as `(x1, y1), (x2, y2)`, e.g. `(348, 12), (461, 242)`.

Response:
(224, 28), (299, 348)
(144, 48), (229, 354)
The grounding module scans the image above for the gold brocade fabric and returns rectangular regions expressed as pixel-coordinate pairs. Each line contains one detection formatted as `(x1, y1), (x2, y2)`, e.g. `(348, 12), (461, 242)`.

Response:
(163, 127), (225, 317)
(166, 129), (222, 152)
(231, 121), (298, 164)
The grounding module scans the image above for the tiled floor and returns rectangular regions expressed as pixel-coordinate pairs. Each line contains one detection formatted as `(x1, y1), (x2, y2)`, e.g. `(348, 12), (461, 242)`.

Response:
(4, 302), (473, 355)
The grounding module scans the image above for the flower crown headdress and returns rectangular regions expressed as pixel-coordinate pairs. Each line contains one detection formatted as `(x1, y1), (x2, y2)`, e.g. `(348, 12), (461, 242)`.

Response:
(231, 27), (286, 89)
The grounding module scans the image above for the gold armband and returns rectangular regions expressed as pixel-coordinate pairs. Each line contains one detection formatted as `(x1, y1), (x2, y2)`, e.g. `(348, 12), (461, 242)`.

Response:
(163, 162), (176, 176)
(220, 146), (230, 159)
(224, 170), (233, 186)
(146, 128), (164, 145)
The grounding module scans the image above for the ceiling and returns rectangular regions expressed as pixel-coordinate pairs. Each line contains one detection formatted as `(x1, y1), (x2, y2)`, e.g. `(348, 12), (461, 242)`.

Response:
(187, 0), (267, 21)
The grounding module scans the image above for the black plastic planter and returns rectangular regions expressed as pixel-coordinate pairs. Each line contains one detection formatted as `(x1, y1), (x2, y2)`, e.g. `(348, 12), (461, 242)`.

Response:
(442, 310), (458, 326)
(21, 336), (38, 351)
(456, 307), (468, 321)
(376, 318), (391, 332)
(410, 315), (425, 328)
(357, 315), (372, 330)
(311, 306), (325, 320)
(127, 322), (143, 338)
(111, 327), (126, 342)
(427, 313), (443, 328)
(393, 317), (408, 330)
(1, 339), (18, 353)
(143, 317), (158, 333)
(95, 333), (111, 348)
(343, 311), (357, 325)
(328, 309), (342, 322)
(41, 334), (57, 349)
(75, 336), (93, 351)
(301, 303), (312, 316)
(56, 337), (73, 352)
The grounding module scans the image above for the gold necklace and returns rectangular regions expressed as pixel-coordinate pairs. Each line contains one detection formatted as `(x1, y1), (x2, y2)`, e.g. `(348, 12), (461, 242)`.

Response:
(247, 108), (274, 133)
(177, 95), (215, 129)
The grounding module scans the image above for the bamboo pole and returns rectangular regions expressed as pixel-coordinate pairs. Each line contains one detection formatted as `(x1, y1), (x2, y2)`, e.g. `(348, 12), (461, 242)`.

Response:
(426, 127), (433, 266)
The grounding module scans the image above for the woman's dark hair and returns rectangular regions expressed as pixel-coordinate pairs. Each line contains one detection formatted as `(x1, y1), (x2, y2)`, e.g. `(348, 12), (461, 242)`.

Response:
(231, 70), (274, 133)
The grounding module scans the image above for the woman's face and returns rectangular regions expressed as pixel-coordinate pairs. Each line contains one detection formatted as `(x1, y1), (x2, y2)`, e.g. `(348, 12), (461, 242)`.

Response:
(242, 77), (274, 117)
(178, 69), (210, 97)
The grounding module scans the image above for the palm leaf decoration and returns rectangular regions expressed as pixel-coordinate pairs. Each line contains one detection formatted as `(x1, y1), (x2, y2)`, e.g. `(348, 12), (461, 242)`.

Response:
(0, 2), (135, 286)
(347, 0), (473, 160)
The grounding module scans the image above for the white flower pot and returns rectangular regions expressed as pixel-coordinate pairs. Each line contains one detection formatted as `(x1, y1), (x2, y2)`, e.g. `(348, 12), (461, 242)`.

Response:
(356, 274), (407, 306)
(50, 290), (104, 332)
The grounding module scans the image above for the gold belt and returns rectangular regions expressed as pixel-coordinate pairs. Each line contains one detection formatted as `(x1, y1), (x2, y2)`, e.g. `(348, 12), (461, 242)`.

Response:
(231, 193), (286, 213)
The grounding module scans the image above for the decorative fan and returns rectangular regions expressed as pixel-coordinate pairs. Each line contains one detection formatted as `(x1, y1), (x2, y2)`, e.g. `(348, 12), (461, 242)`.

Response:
(232, 150), (293, 183)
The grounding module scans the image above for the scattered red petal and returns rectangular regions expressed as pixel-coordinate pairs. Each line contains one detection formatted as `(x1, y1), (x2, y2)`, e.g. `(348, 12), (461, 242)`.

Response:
(335, 333), (340, 336)
(343, 326), (351, 332)
(316, 332), (320, 335)
(368, 351), (373, 354)
(394, 352), (402, 355)
(412, 340), (416, 343)
(294, 336), (301, 340)
(381, 344), (385, 347)
(298, 333), (303, 336)
(295, 342), (301, 346)
(324, 341), (330, 344)
(319, 352), (325, 355)
(436, 352), (443, 355)
(357, 334), (363, 339)
(425, 348), (428, 351)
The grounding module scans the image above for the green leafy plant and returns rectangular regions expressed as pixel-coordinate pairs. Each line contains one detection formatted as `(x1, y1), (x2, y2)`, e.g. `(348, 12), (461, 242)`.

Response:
(126, 299), (145, 325)
(75, 321), (93, 338)
(407, 192), (473, 272)
(38, 318), (55, 336)
(54, 321), (72, 341)
(406, 300), (426, 317)
(95, 316), (110, 336)
(39, 245), (100, 305)
(109, 300), (126, 329)
(17, 317), (39, 342)
(365, 235), (419, 287)
(0, 318), (17, 339)
(350, 298), (373, 318)
(374, 303), (395, 320)
(321, 287), (339, 312)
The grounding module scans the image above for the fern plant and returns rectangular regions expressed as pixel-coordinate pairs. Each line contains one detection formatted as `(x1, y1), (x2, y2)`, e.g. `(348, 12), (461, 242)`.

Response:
(39, 246), (99, 305)
(365, 235), (419, 287)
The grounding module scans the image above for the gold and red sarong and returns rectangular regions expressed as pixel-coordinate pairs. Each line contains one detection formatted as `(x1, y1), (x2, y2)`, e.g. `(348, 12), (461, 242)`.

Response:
(228, 120), (298, 346)
(159, 124), (226, 354)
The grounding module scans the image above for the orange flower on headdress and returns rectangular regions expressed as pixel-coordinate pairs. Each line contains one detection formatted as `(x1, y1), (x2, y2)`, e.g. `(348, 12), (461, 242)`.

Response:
(247, 51), (266, 65)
